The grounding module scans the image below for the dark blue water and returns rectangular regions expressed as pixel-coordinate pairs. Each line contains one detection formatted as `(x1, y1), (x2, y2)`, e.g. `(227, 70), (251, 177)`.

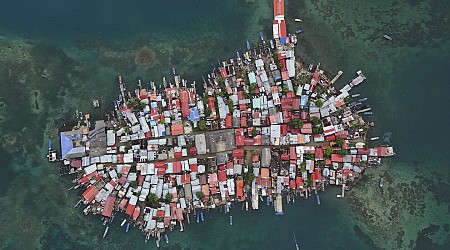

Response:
(1, 0), (450, 249)
(0, 0), (255, 43)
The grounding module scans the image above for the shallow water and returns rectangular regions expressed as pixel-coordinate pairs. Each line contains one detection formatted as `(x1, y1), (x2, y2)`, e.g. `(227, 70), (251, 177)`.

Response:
(0, 0), (450, 249)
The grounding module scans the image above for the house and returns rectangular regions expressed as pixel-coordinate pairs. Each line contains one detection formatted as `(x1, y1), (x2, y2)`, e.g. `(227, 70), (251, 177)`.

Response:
(171, 124), (184, 136)
(301, 123), (313, 134)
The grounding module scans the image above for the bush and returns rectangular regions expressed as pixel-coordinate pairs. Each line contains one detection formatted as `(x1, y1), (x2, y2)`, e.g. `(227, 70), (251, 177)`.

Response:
(315, 99), (324, 108)
(325, 146), (333, 156)
(205, 108), (212, 117)
(337, 149), (347, 156)
(148, 193), (159, 204)
(198, 119), (206, 130)
(335, 137), (344, 148)
(196, 191), (205, 200)
(289, 118), (303, 129)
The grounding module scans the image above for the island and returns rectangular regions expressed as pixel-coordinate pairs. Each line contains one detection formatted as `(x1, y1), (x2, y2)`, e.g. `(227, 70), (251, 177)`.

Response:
(48, 0), (394, 246)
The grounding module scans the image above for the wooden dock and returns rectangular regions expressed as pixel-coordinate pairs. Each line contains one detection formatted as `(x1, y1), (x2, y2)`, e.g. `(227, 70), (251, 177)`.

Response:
(274, 194), (283, 215)
(330, 70), (343, 85)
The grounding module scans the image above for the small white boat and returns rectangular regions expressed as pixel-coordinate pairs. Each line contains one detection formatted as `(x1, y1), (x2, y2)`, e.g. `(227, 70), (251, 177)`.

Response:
(293, 232), (300, 250)
(370, 137), (379, 141)
(294, 18), (302, 22)
(351, 94), (360, 98)
(379, 178), (384, 188)
(103, 226), (109, 238)
(383, 35), (392, 41)
(120, 219), (127, 227)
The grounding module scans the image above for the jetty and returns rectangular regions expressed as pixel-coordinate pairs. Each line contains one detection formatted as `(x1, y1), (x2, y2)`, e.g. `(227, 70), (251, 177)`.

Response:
(329, 70), (343, 85)
(49, 0), (395, 244)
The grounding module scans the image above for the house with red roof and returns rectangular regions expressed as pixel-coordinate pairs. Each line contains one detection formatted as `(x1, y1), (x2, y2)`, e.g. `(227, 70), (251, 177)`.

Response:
(331, 154), (344, 162)
(82, 185), (99, 203)
(301, 123), (313, 134)
(171, 124), (184, 136)
(315, 147), (324, 160)
(102, 196), (116, 217)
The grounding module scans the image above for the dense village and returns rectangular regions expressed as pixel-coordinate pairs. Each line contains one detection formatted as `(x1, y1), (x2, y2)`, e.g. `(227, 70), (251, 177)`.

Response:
(48, 0), (394, 246)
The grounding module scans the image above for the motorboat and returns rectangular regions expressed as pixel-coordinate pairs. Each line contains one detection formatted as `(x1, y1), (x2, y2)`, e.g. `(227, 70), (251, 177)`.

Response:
(103, 226), (109, 238)
(383, 35), (392, 40)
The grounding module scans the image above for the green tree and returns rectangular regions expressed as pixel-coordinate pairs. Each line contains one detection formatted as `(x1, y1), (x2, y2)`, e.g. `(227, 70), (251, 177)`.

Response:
(282, 85), (288, 94)
(300, 162), (306, 172)
(130, 180), (138, 189)
(307, 178), (313, 186)
(315, 99), (324, 108)
(325, 146), (333, 156)
(198, 119), (206, 130)
(165, 193), (172, 202)
(148, 193), (159, 205)
(251, 128), (257, 137)
(248, 173), (255, 183)
(227, 99), (234, 107)
(337, 149), (347, 156)
(312, 116), (320, 126)
(205, 108), (212, 117)
(196, 191), (205, 200)
(289, 118), (303, 129)
(335, 137), (344, 148)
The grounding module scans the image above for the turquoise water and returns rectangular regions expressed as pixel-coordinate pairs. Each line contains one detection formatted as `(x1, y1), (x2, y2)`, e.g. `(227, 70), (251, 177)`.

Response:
(1, 0), (450, 249)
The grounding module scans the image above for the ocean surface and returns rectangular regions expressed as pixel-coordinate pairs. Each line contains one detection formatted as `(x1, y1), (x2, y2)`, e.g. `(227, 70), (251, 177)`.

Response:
(0, 0), (449, 249)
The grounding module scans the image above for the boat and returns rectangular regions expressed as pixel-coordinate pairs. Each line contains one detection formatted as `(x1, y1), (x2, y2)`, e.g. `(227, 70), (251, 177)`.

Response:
(200, 212), (204, 222)
(352, 93), (360, 98)
(383, 34), (392, 40)
(358, 97), (368, 102)
(118, 75), (122, 84)
(291, 34), (298, 44)
(102, 219), (108, 226)
(246, 40), (250, 50)
(270, 40), (274, 49)
(266, 197), (270, 206)
(370, 137), (380, 141)
(295, 29), (303, 34)
(308, 64), (313, 71)
(293, 232), (300, 250)
(369, 121), (375, 127)
(259, 195), (263, 202)
(236, 51), (240, 58)
(363, 111), (373, 115)
(229, 215), (233, 225)
(126, 223), (130, 232)
(316, 194), (321, 205)
(164, 234), (169, 244)
(103, 226), (109, 239)
(294, 18), (302, 22)
(172, 68), (176, 75)
(196, 213), (200, 223)
(260, 31), (264, 40)
(48, 141), (52, 150)
(120, 219), (127, 227)
(379, 178), (384, 188)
